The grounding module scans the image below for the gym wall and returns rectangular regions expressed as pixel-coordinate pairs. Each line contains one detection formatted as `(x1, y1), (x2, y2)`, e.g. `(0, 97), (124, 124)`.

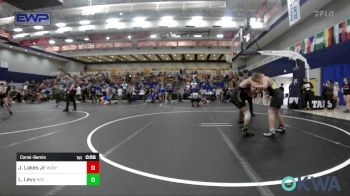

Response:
(0, 47), (85, 82)
(86, 62), (231, 75)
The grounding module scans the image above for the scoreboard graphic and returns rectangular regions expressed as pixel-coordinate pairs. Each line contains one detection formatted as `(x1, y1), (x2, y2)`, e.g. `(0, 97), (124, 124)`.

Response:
(16, 153), (100, 186)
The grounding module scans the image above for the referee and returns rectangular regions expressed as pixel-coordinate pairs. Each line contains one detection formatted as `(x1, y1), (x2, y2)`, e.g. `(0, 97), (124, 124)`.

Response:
(63, 83), (77, 112)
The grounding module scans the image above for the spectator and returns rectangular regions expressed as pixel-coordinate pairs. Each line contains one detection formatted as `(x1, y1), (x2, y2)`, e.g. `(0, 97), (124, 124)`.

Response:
(302, 78), (314, 109)
(342, 77), (350, 113)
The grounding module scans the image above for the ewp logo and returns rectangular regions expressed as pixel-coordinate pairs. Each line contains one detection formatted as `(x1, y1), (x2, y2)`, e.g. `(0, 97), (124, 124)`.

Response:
(281, 176), (341, 192)
(15, 12), (51, 26)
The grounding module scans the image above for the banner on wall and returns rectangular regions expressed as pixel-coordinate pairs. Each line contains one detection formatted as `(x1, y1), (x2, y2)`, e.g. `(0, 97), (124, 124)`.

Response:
(0, 61), (8, 69)
(0, 29), (11, 39)
(287, 0), (300, 26)
(288, 60), (305, 109)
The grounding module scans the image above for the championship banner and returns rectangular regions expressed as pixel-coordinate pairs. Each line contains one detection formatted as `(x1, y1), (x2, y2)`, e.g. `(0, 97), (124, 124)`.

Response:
(288, 59), (305, 109)
(198, 40), (218, 47)
(0, 29), (11, 39)
(287, 0), (301, 26)
(20, 38), (49, 46)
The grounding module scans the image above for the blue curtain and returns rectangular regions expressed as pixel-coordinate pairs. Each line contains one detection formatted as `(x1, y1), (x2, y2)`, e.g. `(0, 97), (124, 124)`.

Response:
(321, 64), (350, 105)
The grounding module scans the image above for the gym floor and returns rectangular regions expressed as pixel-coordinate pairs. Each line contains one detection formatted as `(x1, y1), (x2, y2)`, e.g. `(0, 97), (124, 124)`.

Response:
(0, 102), (349, 196)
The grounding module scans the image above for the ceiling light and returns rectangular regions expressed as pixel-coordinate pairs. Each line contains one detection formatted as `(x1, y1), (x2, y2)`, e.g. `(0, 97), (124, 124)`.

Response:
(33, 25), (43, 30)
(127, 35), (131, 39)
(33, 43), (36, 45)
(65, 38), (73, 43)
(34, 31), (49, 36)
(216, 17), (237, 28)
(119, 12), (123, 16)
(159, 16), (177, 27)
(194, 35), (202, 38)
(49, 40), (55, 44)
(106, 36), (110, 40)
(10, 46), (13, 48)
(56, 27), (72, 33)
(187, 54), (190, 56)
(134, 17), (146, 22)
(79, 20), (91, 25)
(111, 56), (114, 58)
(106, 22), (125, 29)
(132, 17), (150, 28)
(79, 25), (95, 31)
(192, 16), (203, 21)
(84, 37), (89, 41)
(13, 33), (29, 39)
(190, 58), (193, 60)
(187, 16), (207, 27)
(13, 28), (22, 32)
(217, 34), (224, 38)
(200, 54), (203, 56)
(25, 49), (28, 52)
(150, 34), (157, 39)
(250, 18), (263, 29)
(55, 23), (66, 27)
(106, 18), (119, 23)
(174, 54), (176, 56)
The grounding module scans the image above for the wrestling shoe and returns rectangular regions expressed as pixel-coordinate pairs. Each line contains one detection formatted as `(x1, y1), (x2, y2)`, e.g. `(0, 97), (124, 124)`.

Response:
(275, 126), (286, 134)
(241, 126), (254, 137)
(263, 130), (275, 137)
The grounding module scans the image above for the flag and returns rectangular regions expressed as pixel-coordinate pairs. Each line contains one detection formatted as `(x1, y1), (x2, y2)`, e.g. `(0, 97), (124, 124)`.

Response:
(336, 21), (347, 44)
(324, 26), (334, 47)
(289, 45), (295, 51)
(315, 31), (325, 51)
(300, 38), (307, 54)
(347, 18), (350, 40)
(295, 41), (301, 53)
(306, 35), (315, 53)
(334, 23), (340, 44)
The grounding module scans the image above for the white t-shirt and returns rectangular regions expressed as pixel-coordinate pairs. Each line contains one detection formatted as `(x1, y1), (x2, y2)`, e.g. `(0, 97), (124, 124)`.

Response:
(117, 88), (123, 96)
(122, 83), (128, 90)
(76, 86), (81, 95)
(334, 86), (339, 96)
(139, 89), (145, 95)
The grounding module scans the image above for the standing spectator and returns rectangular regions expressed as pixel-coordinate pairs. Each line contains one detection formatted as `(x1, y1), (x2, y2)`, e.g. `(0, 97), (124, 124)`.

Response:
(302, 78), (314, 109)
(89, 84), (97, 103)
(342, 77), (350, 113)
(76, 85), (82, 101)
(127, 84), (134, 103)
(323, 80), (334, 109)
(333, 82), (340, 108)
(52, 81), (61, 108)
(280, 83), (284, 93)
(0, 81), (13, 115)
(117, 85), (123, 102)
